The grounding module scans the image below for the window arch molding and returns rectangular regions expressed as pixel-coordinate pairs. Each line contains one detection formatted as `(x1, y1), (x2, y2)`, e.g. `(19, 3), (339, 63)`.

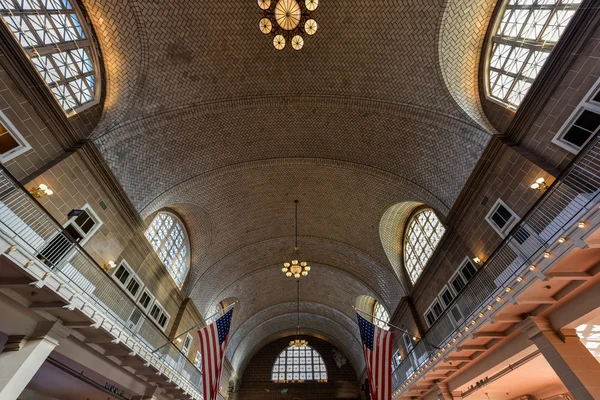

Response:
(144, 210), (191, 288)
(403, 206), (446, 286)
(483, 0), (582, 109)
(0, 0), (102, 115)
(271, 344), (328, 383)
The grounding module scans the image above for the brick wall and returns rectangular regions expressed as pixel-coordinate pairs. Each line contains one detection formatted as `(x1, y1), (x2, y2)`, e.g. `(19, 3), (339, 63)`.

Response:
(239, 336), (358, 399)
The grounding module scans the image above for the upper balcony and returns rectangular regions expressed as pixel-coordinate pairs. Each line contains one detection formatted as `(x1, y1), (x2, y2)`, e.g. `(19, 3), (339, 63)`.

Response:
(0, 166), (203, 400)
(393, 133), (600, 397)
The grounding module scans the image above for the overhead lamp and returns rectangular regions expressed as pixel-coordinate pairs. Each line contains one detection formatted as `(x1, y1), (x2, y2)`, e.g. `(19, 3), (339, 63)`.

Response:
(103, 260), (117, 272)
(30, 183), (54, 198)
(258, 0), (318, 50)
(473, 257), (481, 265)
(530, 177), (548, 191)
(282, 200), (311, 278)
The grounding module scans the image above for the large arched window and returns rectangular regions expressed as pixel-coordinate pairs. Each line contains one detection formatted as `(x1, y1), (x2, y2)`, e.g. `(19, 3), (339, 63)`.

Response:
(404, 208), (445, 285)
(486, 0), (581, 108)
(373, 301), (390, 331)
(145, 211), (190, 288)
(271, 345), (328, 382)
(0, 0), (99, 114)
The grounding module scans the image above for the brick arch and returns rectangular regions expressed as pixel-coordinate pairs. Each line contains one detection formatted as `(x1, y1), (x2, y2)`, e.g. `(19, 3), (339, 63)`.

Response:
(438, 0), (499, 133)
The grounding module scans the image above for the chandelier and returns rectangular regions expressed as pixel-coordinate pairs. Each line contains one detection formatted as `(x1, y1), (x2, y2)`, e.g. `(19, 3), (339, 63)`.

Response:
(257, 0), (318, 51)
(282, 200), (311, 278)
(290, 280), (308, 347)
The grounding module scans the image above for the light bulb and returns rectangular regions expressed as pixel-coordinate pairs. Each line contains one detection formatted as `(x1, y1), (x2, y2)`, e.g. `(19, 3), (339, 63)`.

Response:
(530, 183), (540, 190)
(38, 184), (47, 191)
(300, 262), (307, 266)
(536, 177), (545, 184)
(286, 272), (292, 277)
(45, 189), (53, 195)
(282, 267), (289, 273)
(284, 262), (290, 267)
(301, 271), (307, 276)
(304, 266), (310, 271)
(292, 260), (298, 265)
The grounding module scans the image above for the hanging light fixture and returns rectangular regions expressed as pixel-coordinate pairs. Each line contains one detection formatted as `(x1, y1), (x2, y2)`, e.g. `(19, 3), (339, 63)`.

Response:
(257, 0), (318, 51)
(290, 280), (308, 348)
(282, 200), (311, 278)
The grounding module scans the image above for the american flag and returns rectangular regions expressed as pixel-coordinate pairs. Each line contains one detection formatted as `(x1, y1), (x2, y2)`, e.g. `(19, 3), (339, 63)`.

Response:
(198, 307), (234, 400)
(357, 312), (394, 400)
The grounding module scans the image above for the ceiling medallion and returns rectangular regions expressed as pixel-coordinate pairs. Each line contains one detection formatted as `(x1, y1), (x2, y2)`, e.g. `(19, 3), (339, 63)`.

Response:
(282, 200), (311, 278)
(257, 0), (318, 51)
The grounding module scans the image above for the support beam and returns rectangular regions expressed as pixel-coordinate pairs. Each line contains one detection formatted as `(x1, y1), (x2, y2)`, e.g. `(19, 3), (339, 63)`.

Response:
(0, 278), (33, 288)
(444, 356), (471, 362)
(474, 332), (506, 339)
(28, 301), (66, 310)
(457, 345), (487, 351)
(516, 297), (557, 304)
(520, 317), (600, 399)
(492, 314), (524, 323)
(546, 272), (592, 280)
(435, 365), (459, 371)
(120, 357), (144, 367)
(63, 321), (94, 329)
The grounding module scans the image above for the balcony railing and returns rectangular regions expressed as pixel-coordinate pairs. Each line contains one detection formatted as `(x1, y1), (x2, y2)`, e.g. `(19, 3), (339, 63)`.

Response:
(0, 166), (203, 395)
(392, 133), (600, 391)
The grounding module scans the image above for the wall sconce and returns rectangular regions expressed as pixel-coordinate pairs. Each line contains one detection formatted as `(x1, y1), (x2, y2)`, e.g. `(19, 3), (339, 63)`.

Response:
(578, 221), (586, 229)
(473, 257), (481, 265)
(30, 183), (54, 198)
(102, 260), (116, 272)
(530, 177), (547, 191)
(174, 337), (182, 344)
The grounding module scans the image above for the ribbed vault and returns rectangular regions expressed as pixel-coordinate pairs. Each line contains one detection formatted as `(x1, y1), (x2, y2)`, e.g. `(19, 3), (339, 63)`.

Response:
(83, 0), (498, 375)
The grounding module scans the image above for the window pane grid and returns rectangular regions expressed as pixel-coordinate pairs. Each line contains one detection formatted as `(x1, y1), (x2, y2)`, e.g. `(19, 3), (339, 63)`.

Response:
(145, 212), (190, 287)
(0, 0), (97, 112)
(271, 345), (328, 383)
(373, 302), (390, 330)
(487, 0), (580, 107)
(404, 209), (445, 285)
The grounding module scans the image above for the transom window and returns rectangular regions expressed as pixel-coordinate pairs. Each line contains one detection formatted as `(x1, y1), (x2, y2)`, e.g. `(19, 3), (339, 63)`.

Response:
(0, 0), (98, 113)
(145, 211), (190, 288)
(271, 345), (328, 382)
(486, 0), (581, 108)
(404, 208), (445, 285)
(373, 301), (390, 331)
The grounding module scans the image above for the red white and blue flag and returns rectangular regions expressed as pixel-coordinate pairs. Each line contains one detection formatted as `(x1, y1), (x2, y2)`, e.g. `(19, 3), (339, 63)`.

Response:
(357, 312), (394, 400)
(198, 307), (234, 400)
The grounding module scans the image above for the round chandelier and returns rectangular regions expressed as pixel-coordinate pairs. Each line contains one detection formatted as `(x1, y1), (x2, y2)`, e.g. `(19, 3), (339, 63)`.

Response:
(282, 200), (311, 278)
(257, 0), (319, 51)
(290, 280), (308, 348)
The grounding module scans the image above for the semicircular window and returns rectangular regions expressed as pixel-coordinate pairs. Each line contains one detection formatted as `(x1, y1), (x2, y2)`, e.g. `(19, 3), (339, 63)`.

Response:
(486, 0), (581, 108)
(404, 208), (445, 285)
(272, 345), (328, 383)
(0, 0), (99, 114)
(373, 301), (390, 331)
(144, 211), (190, 288)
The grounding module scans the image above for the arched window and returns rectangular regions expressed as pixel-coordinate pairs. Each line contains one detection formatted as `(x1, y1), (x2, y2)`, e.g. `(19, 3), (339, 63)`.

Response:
(271, 345), (328, 382)
(404, 208), (445, 285)
(0, 0), (99, 114)
(486, 0), (581, 108)
(144, 211), (190, 288)
(373, 301), (390, 331)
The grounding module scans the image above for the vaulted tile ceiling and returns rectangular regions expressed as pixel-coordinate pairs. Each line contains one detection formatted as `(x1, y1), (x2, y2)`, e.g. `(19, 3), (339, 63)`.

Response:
(87, 0), (499, 373)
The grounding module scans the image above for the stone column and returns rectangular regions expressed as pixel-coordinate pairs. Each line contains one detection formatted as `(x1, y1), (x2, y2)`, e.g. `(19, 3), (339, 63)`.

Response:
(0, 321), (70, 400)
(433, 382), (453, 400)
(520, 316), (600, 400)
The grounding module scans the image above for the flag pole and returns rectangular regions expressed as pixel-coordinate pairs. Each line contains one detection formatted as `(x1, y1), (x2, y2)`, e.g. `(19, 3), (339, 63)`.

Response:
(152, 300), (239, 354)
(353, 306), (440, 350)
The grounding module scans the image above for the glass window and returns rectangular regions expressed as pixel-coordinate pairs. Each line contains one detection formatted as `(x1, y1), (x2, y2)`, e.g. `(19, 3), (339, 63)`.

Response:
(145, 211), (191, 288)
(271, 345), (328, 382)
(404, 208), (445, 285)
(373, 301), (390, 331)
(486, 0), (581, 108)
(194, 351), (202, 370)
(0, 0), (99, 113)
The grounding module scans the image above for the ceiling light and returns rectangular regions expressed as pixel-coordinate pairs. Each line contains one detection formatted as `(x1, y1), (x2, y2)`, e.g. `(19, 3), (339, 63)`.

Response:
(530, 177), (547, 191)
(282, 200), (311, 278)
(30, 183), (54, 198)
(258, 0), (318, 50)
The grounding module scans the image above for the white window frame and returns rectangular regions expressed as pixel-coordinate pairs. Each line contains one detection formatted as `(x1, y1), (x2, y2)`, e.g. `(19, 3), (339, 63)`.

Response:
(149, 300), (170, 331)
(485, 199), (520, 238)
(137, 287), (155, 312)
(552, 77), (600, 154)
(438, 284), (455, 309)
(63, 204), (103, 245)
(448, 303), (465, 328)
(424, 299), (443, 328)
(112, 260), (143, 301)
(182, 333), (193, 357)
(403, 333), (418, 369)
(0, 109), (31, 162)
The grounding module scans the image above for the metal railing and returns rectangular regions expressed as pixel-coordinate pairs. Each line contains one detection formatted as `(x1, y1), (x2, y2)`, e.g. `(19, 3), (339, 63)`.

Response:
(0, 167), (203, 394)
(392, 134), (600, 391)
